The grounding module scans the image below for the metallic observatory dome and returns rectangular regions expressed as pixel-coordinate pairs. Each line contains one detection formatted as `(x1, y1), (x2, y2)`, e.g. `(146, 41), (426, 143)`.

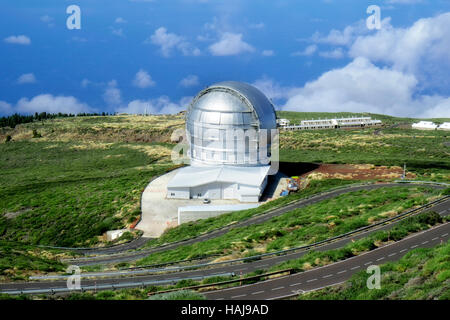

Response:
(186, 81), (277, 167)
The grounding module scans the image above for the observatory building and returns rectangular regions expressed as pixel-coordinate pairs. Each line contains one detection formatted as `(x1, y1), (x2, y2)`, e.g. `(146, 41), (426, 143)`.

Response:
(166, 81), (277, 203)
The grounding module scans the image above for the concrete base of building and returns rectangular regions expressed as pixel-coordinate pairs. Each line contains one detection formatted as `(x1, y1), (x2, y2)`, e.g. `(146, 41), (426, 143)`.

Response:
(136, 168), (288, 238)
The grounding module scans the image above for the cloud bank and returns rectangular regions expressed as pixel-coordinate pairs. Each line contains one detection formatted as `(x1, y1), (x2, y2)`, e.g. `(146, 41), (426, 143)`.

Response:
(263, 12), (450, 118)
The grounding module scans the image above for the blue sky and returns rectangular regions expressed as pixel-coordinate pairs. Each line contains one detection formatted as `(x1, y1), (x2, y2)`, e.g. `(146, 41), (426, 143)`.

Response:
(1, 0), (449, 117)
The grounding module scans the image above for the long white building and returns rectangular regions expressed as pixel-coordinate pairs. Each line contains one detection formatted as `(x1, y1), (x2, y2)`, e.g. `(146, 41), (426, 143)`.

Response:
(412, 121), (438, 130)
(281, 116), (382, 131)
(438, 122), (450, 131)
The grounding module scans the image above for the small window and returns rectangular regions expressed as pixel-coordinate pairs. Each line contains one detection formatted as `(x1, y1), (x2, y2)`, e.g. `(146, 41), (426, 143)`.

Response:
(171, 193), (175, 196)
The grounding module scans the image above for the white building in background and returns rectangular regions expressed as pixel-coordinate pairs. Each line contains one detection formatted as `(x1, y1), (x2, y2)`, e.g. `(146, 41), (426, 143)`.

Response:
(282, 116), (381, 130)
(412, 121), (438, 130)
(277, 118), (290, 126)
(438, 122), (450, 131)
(167, 81), (277, 203)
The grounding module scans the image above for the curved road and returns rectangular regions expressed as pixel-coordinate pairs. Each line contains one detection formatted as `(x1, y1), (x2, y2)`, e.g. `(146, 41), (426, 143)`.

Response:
(205, 222), (450, 300)
(65, 183), (444, 266)
(1, 193), (448, 295)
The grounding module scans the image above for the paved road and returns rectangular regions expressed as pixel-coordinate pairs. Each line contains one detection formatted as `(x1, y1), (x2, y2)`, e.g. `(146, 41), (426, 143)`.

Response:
(1, 195), (448, 294)
(65, 183), (444, 266)
(78, 237), (152, 255)
(204, 222), (450, 300)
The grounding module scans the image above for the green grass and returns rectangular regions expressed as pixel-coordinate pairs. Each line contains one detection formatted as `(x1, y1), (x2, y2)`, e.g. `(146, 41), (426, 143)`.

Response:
(298, 240), (449, 300)
(271, 211), (444, 273)
(0, 240), (65, 280)
(0, 140), (174, 247)
(1, 112), (448, 280)
(279, 127), (450, 180)
(0, 114), (184, 144)
(135, 186), (440, 266)
(148, 290), (206, 300)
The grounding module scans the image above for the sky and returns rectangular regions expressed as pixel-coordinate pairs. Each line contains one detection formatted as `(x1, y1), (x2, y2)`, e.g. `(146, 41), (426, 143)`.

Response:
(1, 0), (450, 118)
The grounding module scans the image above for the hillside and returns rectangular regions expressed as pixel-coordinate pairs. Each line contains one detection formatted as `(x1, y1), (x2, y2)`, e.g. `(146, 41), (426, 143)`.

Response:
(0, 112), (449, 249)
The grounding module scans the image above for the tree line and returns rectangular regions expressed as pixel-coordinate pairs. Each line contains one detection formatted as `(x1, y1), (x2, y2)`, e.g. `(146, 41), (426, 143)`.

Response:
(0, 112), (113, 128)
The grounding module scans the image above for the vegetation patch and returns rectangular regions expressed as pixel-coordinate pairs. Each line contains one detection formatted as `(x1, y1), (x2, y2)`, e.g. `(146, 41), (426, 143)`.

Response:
(0, 241), (66, 281)
(0, 140), (174, 247)
(271, 211), (444, 273)
(135, 187), (440, 266)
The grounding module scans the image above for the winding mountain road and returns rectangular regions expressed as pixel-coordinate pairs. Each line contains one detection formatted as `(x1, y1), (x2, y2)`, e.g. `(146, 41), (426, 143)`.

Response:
(64, 182), (445, 266)
(205, 222), (450, 300)
(1, 182), (448, 296)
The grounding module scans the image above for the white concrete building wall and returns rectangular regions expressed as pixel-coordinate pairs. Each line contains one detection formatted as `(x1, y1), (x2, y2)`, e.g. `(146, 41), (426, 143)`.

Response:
(438, 122), (450, 130)
(178, 204), (260, 225)
(168, 181), (263, 202)
(167, 187), (190, 199)
(239, 194), (259, 202)
(190, 182), (222, 199)
(222, 182), (237, 199)
(236, 185), (260, 202)
(106, 229), (127, 241)
(412, 121), (437, 130)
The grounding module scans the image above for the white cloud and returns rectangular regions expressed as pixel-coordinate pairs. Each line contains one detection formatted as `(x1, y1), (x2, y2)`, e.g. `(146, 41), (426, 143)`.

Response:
(292, 44), (317, 56)
(180, 75), (199, 87)
(281, 57), (450, 118)
(40, 15), (54, 27)
(0, 101), (13, 115)
(283, 12), (450, 117)
(209, 32), (254, 56)
(133, 69), (155, 88)
(111, 28), (125, 37)
(117, 96), (191, 115)
(147, 27), (200, 57)
(15, 94), (92, 114)
(17, 73), (36, 84)
(103, 80), (122, 106)
(81, 79), (91, 88)
(319, 48), (345, 59)
(312, 25), (362, 46)
(349, 12), (450, 87)
(310, 18), (391, 46)
(4, 35), (31, 45)
(262, 50), (275, 57)
(115, 17), (127, 24)
(252, 76), (294, 102)
(249, 22), (264, 29)
(40, 15), (53, 23)
(386, 0), (423, 4)
(418, 97), (450, 118)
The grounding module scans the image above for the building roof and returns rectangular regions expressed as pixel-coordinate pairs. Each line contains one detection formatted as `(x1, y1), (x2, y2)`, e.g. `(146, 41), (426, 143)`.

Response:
(412, 121), (437, 128)
(187, 81), (277, 130)
(167, 165), (271, 188)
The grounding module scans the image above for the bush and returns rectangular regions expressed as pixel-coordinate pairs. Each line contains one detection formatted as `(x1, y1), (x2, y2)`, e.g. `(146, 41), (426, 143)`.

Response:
(32, 129), (41, 138)
(416, 211), (442, 225)
(117, 231), (134, 242)
(148, 290), (205, 300)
